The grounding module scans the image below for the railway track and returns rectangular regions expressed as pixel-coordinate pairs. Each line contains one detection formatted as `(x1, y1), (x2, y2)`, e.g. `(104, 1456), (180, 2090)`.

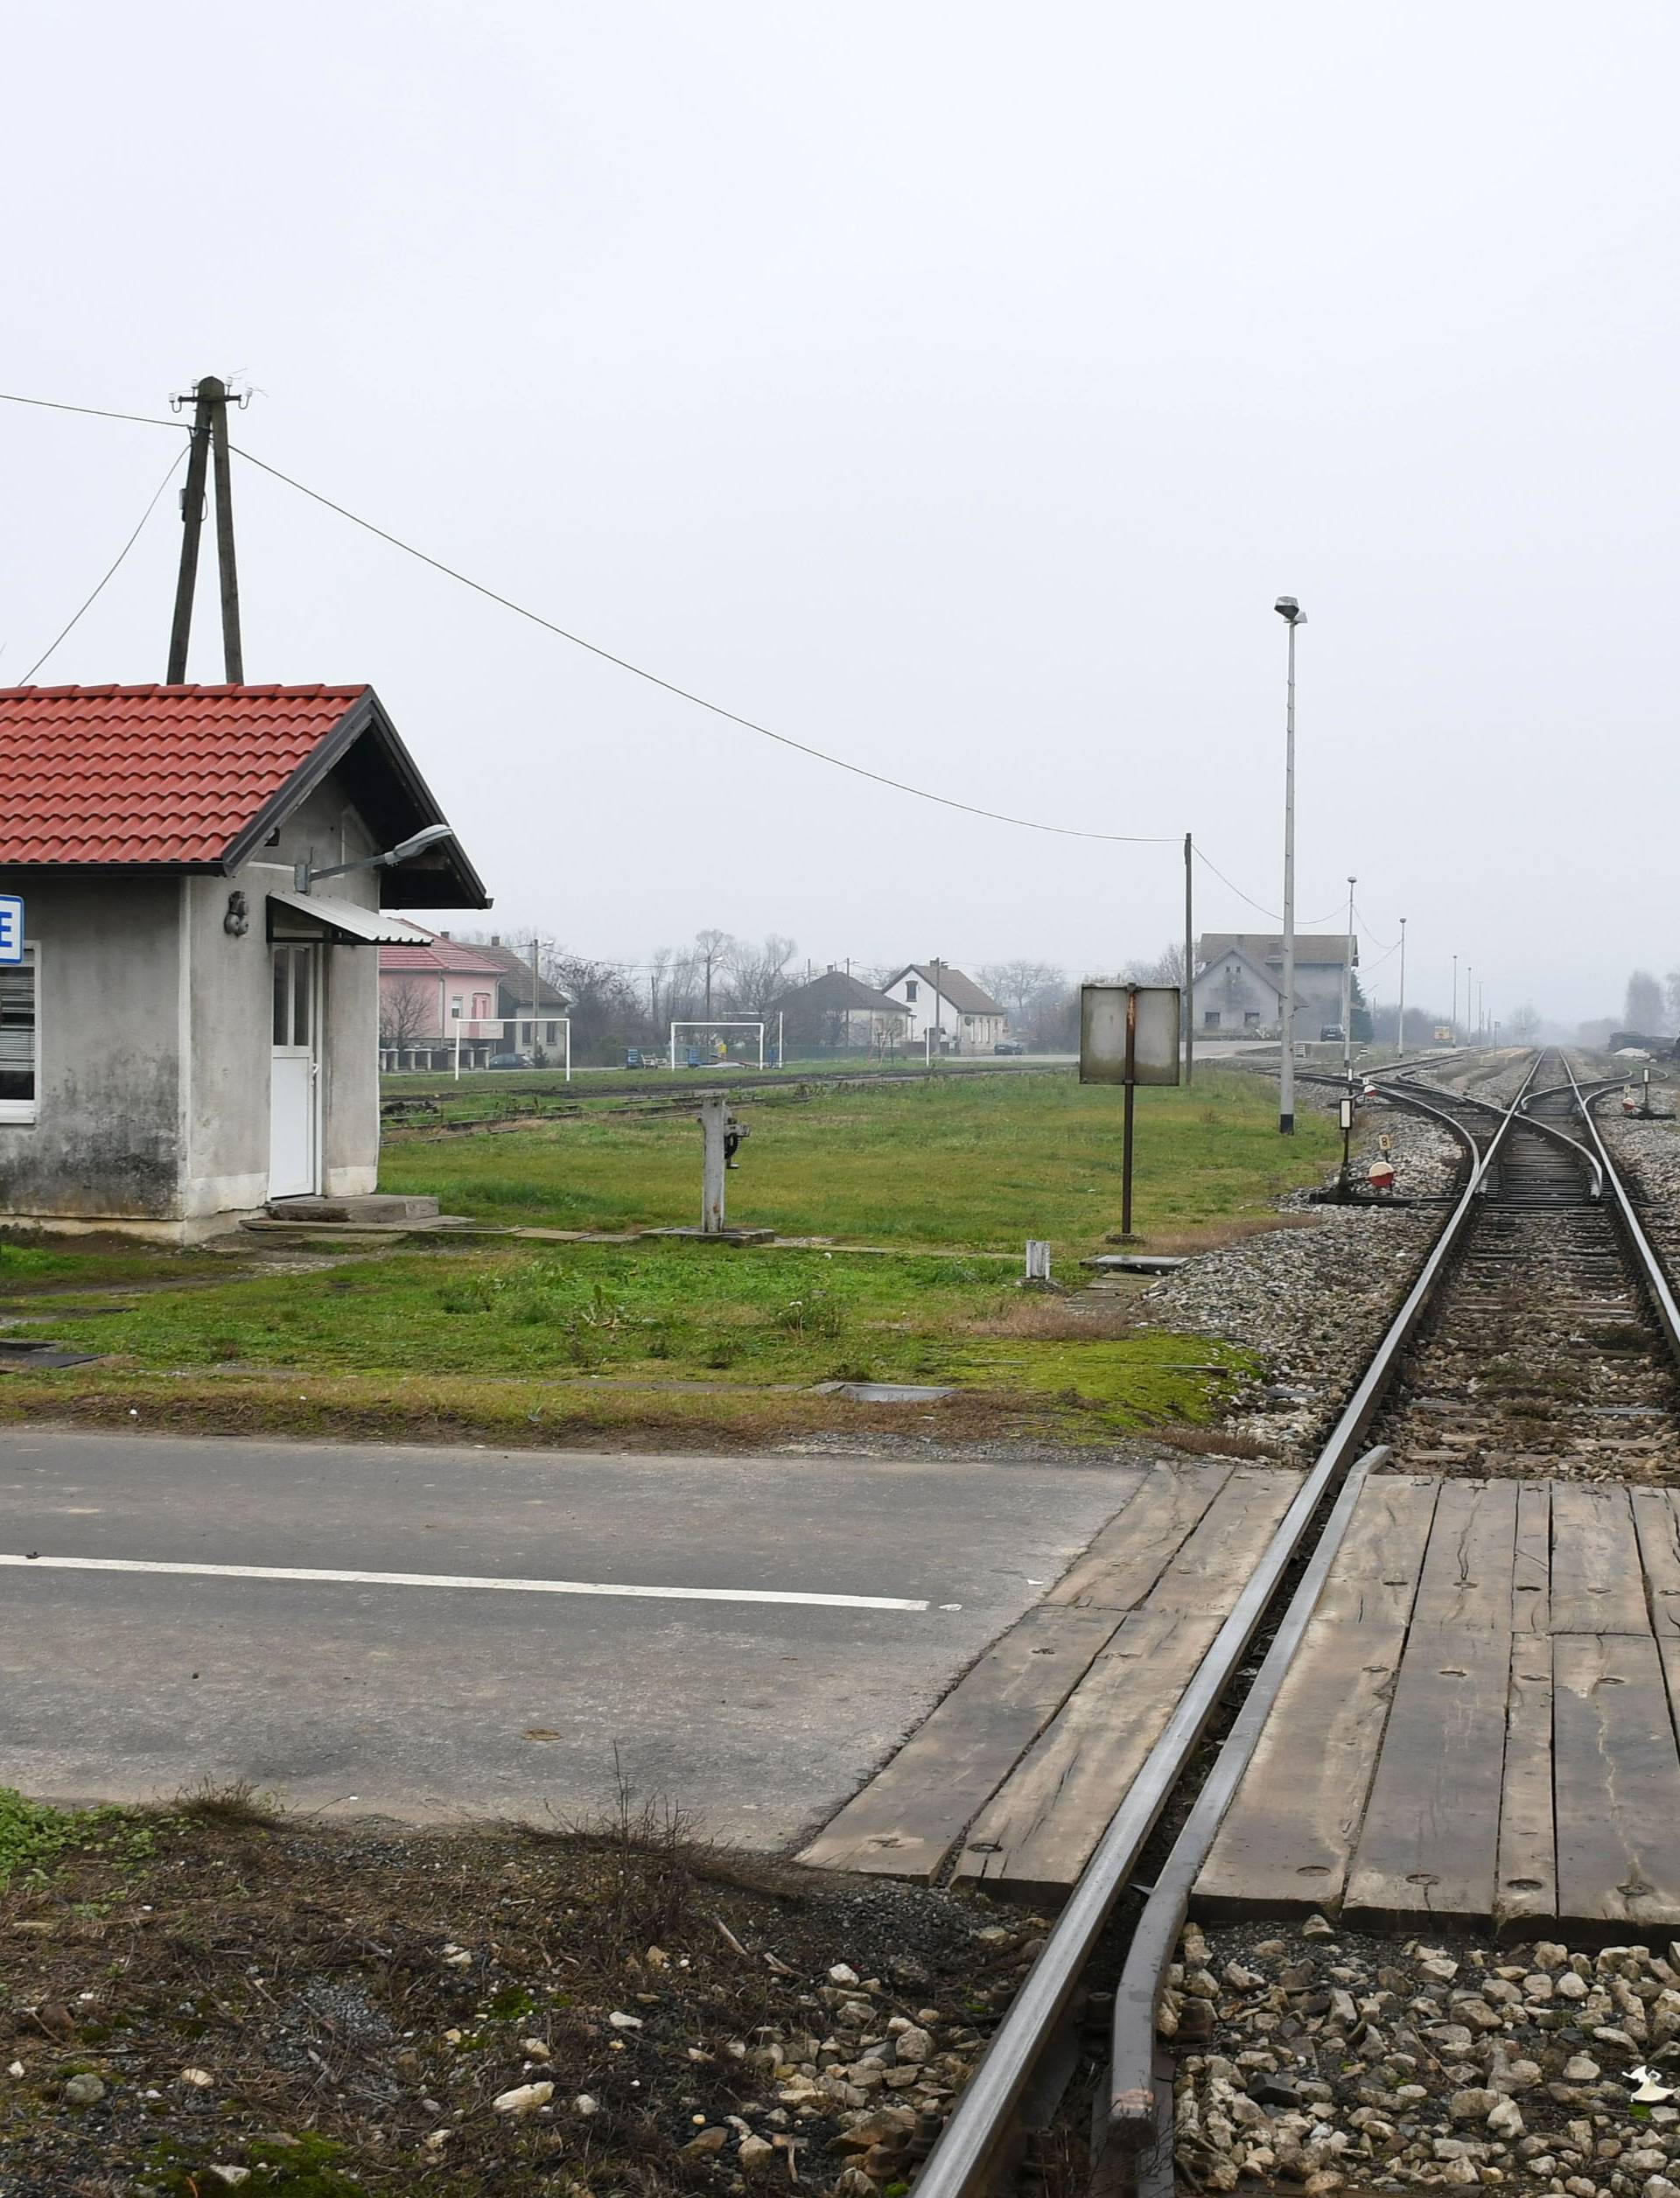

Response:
(906, 1047), (1680, 2198)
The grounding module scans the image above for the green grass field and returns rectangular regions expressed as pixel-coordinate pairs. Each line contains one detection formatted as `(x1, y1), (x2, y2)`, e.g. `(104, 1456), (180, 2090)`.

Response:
(0, 1067), (1327, 1450)
(380, 1067), (1337, 1253)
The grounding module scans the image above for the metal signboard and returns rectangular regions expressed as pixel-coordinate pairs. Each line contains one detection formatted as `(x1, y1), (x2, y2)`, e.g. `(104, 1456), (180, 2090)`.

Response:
(0, 896), (22, 966)
(1079, 984), (1182, 1087)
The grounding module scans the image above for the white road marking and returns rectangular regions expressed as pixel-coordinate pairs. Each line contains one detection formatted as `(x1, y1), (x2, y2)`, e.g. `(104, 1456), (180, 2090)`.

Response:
(0, 1552), (929, 1612)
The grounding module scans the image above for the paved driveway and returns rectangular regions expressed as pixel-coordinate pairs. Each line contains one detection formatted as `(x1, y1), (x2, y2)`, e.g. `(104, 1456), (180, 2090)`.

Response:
(0, 1430), (1139, 1847)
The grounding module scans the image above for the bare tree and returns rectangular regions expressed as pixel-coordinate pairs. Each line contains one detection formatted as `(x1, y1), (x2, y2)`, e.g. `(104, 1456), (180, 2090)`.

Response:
(1507, 1001), (1542, 1043)
(978, 960), (1065, 1023)
(694, 928), (734, 1018)
(379, 978), (433, 1051)
(1626, 970), (1665, 1034)
(1120, 942), (1186, 986)
(720, 934), (798, 1019)
(1664, 970), (1680, 1035)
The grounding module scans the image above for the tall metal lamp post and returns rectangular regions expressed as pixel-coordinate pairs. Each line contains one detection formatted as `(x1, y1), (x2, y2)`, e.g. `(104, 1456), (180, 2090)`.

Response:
(1397, 916), (1407, 1059)
(1275, 597), (1306, 1133)
(1342, 874), (1356, 1087)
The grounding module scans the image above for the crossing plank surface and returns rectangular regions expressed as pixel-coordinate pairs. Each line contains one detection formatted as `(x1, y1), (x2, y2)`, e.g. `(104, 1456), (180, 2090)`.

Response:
(795, 1606), (1119, 1879)
(1512, 1484), (1551, 1634)
(957, 1468), (1301, 1895)
(1341, 1628), (1512, 1926)
(1549, 1484), (1649, 1635)
(1195, 1474), (1680, 1935)
(1410, 1480), (1519, 1629)
(1554, 1633), (1680, 1928)
(1046, 1460), (1231, 1613)
(1497, 1634), (1557, 1927)
(1141, 1468), (1301, 1617)
(954, 1606), (1224, 1897)
(1197, 1614), (1407, 1917)
(1312, 1475), (1438, 1625)
(1633, 1489), (1680, 1635)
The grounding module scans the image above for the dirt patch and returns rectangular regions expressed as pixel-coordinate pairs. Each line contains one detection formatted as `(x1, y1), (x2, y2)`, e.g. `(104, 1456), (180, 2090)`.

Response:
(0, 1795), (1052, 2197)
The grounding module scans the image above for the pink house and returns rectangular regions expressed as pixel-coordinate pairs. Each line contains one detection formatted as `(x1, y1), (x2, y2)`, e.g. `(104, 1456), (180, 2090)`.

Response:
(379, 932), (508, 1068)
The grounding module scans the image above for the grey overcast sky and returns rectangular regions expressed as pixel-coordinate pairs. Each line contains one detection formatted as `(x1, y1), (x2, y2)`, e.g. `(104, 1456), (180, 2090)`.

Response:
(4, 1), (1676, 1026)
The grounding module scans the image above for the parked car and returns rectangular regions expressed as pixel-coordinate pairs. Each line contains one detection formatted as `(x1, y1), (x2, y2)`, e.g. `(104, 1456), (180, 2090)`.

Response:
(1319, 1024), (1346, 1044)
(993, 1040), (1026, 1055)
(486, 1052), (533, 1070)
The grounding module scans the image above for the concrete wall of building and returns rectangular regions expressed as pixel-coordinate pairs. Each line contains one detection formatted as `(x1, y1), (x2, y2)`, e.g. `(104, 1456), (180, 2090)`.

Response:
(0, 874), (184, 1221)
(1195, 956), (1280, 1032)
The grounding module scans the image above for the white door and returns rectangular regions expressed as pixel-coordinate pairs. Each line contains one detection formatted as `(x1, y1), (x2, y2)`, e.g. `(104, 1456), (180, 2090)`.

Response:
(269, 944), (319, 1198)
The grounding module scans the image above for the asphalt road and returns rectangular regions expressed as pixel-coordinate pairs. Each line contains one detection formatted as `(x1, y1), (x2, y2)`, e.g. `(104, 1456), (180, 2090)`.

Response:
(0, 1430), (1140, 1848)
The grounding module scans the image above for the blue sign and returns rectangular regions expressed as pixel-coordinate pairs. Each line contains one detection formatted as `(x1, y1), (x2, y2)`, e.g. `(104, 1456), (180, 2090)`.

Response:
(0, 896), (22, 966)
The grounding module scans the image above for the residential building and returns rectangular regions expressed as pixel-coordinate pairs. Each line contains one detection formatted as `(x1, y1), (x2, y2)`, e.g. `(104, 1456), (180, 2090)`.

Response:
(0, 682), (487, 1236)
(1193, 932), (1356, 1036)
(768, 969), (910, 1056)
(378, 934), (513, 1068)
(465, 934), (571, 1060)
(880, 963), (1007, 1053)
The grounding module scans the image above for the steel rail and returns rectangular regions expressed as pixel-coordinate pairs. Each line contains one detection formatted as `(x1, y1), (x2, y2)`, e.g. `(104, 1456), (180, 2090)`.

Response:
(907, 1077), (1501, 2198)
(1565, 1057), (1680, 1365)
(1094, 1444), (1391, 2194)
(1382, 1068), (1605, 1200)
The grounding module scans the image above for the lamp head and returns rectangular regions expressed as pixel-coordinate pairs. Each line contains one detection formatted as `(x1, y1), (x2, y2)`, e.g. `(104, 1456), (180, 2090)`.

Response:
(1274, 596), (1306, 625)
(387, 823), (455, 864)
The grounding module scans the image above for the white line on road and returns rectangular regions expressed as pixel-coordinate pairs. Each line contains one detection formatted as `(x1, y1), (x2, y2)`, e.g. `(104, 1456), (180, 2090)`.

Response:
(0, 1552), (931, 1612)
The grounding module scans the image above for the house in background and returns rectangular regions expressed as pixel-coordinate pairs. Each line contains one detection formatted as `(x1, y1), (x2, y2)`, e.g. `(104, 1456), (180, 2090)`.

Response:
(469, 935), (572, 1061)
(0, 682), (487, 1237)
(769, 969), (910, 1056)
(880, 963), (1006, 1053)
(1193, 932), (1355, 1037)
(378, 934), (510, 1069)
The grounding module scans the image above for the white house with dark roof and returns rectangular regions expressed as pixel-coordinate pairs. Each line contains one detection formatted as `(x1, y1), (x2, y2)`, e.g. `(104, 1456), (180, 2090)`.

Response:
(1193, 932), (1355, 1037)
(0, 682), (487, 1237)
(880, 963), (1006, 1054)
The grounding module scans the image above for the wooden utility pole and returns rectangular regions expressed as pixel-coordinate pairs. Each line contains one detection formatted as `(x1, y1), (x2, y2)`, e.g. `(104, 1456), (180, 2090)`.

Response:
(166, 375), (244, 682)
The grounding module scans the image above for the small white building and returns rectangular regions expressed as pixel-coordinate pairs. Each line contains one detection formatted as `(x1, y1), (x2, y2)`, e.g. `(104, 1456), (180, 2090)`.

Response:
(880, 963), (1007, 1054)
(0, 682), (487, 1238)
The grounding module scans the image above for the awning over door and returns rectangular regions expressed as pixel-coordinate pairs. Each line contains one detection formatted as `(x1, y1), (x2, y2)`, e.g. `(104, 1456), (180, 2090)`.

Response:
(266, 892), (435, 947)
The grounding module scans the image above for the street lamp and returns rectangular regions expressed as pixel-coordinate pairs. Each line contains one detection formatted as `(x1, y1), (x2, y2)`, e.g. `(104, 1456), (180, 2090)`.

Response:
(1342, 874), (1356, 1087)
(293, 822), (454, 894)
(1397, 916), (1408, 1060)
(1275, 597), (1306, 1134)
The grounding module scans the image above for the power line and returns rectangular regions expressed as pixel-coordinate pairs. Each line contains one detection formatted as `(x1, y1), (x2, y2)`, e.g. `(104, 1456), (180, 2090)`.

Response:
(0, 387), (1367, 922)
(214, 440), (1175, 847)
(1191, 848), (1345, 930)
(0, 390), (187, 435)
(21, 449), (188, 682)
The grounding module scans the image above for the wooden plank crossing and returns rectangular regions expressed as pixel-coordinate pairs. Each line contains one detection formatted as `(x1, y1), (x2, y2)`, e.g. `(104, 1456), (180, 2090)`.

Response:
(1199, 1476), (1680, 1936)
(798, 1461), (1295, 1891)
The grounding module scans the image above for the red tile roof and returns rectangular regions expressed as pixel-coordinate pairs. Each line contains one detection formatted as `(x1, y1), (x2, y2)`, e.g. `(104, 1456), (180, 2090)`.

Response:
(380, 937), (507, 976)
(0, 683), (371, 864)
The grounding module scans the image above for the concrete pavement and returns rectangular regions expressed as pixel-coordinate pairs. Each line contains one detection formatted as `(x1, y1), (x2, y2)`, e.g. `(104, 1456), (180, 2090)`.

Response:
(0, 1429), (1140, 1847)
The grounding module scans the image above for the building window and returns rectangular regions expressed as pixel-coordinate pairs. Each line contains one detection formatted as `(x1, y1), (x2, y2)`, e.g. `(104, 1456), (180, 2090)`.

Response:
(472, 991), (492, 1018)
(904, 980), (918, 1003)
(544, 1022), (557, 1043)
(1244, 1011), (1262, 1029)
(1203, 1010), (1221, 1030)
(0, 951), (37, 1121)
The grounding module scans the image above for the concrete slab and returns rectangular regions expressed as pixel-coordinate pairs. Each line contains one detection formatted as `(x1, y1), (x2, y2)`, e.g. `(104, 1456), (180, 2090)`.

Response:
(0, 1428), (1140, 1848)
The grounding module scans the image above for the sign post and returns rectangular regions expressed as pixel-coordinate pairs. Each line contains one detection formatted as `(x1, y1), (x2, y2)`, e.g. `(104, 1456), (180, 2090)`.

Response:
(1081, 984), (1181, 1240)
(0, 896), (23, 966)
